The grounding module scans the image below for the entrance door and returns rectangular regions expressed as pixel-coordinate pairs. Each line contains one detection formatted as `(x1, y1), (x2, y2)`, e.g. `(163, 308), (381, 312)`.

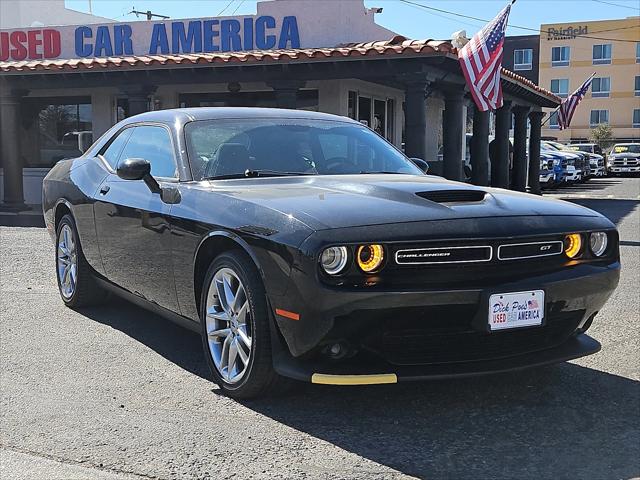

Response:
(93, 124), (180, 312)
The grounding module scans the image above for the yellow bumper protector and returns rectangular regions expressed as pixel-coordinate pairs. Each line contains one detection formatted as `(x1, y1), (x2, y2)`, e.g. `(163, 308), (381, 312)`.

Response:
(311, 373), (398, 385)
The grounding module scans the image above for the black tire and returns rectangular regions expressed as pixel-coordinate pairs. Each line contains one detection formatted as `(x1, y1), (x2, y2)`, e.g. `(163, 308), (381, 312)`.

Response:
(55, 214), (107, 308)
(200, 250), (293, 399)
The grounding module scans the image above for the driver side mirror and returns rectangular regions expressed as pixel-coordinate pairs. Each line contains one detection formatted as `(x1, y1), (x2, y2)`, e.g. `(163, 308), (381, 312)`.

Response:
(117, 158), (161, 194)
(410, 158), (429, 174)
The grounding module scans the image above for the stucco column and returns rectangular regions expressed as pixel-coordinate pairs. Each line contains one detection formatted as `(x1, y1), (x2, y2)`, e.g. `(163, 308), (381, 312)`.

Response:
(528, 110), (545, 195)
(269, 80), (306, 109)
(512, 105), (530, 192)
(0, 80), (29, 211)
(470, 106), (490, 186)
(404, 78), (429, 164)
(425, 96), (443, 168)
(491, 100), (512, 189)
(442, 87), (465, 181)
(120, 86), (157, 117)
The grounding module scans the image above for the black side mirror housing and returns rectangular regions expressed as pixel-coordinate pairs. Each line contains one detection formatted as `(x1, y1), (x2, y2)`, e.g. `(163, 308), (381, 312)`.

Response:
(117, 158), (161, 194)
(410, 157), (429, 174)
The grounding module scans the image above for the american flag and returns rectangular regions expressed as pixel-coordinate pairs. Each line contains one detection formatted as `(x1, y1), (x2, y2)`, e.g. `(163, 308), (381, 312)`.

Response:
(557, 74), (595, 130)
(458, 2), (513, 112)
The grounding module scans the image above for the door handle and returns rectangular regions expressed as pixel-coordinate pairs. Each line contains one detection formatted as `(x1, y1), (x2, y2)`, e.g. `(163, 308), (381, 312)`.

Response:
(99, 185), (110, 195)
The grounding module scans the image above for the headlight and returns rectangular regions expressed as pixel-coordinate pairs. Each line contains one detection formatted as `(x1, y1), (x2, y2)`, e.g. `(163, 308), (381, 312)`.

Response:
(564, 233), (583, 259)
(320, 246), (349, 275)
(356, 244), (384, 273)
(589, 232), (608, 257)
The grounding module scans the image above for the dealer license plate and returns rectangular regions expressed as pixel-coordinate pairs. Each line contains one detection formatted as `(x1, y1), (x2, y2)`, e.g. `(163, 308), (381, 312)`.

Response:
(621, 167), (630, 172)
(489, 290), (544, 331)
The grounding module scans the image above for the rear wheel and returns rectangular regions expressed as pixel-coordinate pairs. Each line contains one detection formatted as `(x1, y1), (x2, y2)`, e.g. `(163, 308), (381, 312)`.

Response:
(200, 250), (293, 398)
(56, 214), (106, 307)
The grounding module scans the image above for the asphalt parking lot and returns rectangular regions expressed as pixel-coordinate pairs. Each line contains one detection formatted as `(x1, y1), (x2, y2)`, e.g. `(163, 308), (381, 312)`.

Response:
(1, 176), (639, 480)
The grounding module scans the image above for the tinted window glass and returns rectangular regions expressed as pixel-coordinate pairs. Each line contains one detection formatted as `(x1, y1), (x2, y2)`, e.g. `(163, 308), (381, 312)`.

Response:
(118, 126), (177, 178)
(185, 119), (421, 180)
(101, 128), (133, 169)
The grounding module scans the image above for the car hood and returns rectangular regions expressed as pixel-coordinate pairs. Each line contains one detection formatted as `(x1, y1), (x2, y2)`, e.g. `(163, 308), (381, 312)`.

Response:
(197, 174), (601, 230)
(610, 152), (640, 159)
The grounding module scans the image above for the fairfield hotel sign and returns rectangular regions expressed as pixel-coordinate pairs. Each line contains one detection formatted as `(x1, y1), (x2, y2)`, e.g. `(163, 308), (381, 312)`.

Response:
(0, 15), (300, 61)
(546, 25), (589, 41)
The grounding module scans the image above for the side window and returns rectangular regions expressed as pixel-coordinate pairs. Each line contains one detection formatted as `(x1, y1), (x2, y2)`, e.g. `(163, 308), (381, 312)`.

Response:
(100, 128), (133, 169)
(118, 125), (177, 178)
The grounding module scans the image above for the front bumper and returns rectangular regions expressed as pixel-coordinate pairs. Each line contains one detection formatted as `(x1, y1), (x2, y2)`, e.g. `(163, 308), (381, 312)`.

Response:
(539, 172), (555, 184)
(609, 166), (640, 173)
(271, 260), (620, 383)
(275, 333), (601, 384)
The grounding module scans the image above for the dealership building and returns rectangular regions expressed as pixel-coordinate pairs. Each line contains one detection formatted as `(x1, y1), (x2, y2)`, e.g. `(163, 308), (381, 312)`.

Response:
(0, 0), (559, 210)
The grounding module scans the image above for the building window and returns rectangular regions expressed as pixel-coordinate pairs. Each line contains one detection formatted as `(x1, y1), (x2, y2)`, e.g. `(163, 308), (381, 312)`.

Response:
(513, 49), (533, 71)
(633, 109), (640, 128)
(636, 42), (640, 63)
(592, 77), (611, 98)
(549, 111), (560, 129)
(22, 97), (93, 168)
(551, 46), (570, 67)
(590, 110), (609, 127)
(593, 44), (612, 65)
(550, 79), (569, 98)
(635, 76), (640, 96)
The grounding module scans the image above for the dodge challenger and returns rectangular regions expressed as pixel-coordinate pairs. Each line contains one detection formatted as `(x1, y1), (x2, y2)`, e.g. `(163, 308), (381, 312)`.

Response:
(43, 108), (620, 398)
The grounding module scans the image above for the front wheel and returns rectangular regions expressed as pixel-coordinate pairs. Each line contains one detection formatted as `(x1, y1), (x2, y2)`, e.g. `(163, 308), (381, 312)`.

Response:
(200, 250), (293, 398)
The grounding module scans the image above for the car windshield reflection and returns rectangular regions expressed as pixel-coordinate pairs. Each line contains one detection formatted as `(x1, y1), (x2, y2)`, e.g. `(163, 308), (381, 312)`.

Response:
(185, 119), (422, 180)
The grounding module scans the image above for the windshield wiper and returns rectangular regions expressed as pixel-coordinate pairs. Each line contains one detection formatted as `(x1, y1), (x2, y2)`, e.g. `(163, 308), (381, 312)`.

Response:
(203, 169), (313, 180)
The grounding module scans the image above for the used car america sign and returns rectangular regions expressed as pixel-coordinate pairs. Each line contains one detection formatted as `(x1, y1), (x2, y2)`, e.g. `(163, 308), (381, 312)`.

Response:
(0, 15), (300, 61)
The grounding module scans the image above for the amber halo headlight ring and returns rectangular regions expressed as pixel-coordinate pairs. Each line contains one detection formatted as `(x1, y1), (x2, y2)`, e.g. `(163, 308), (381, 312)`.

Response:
(320, 246), (349, 275)
(356, 244), (385, 273)
(589, 232), (609, 257)
(563, 233), (583, 259)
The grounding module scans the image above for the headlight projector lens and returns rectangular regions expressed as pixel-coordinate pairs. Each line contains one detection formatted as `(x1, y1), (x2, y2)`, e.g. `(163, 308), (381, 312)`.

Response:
(320, 246), (349, 275)
(564, 233), (583, 259)
(589, 232), (608, 257)
(356, 244), (384, 273)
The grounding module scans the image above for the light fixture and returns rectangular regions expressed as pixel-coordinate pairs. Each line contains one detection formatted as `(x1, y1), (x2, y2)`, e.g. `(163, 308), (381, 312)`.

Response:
(589, 232), (608, 257)
(356, 244), (384, 273)
(564, 234), (583, 259)
(320, 246), (349, 275)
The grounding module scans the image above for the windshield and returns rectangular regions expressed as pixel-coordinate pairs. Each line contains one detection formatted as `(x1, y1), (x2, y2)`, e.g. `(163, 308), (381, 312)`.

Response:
(541, 141), (559, 151)
(568, 145), (592, 153)
(612, 144), (640, 154)
(185, 118), (422, 180)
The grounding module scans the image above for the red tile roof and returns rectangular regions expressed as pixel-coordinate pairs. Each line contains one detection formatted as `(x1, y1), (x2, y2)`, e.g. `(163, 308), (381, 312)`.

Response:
(0, 35), (559, 103)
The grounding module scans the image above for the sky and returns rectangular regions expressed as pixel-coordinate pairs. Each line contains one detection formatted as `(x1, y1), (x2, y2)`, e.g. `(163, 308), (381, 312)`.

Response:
(65, 0), (640, 39)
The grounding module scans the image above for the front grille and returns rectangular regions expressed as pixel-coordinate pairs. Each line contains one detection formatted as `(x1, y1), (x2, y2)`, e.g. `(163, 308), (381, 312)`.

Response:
(396, 246), (492, 265)
(417, 189), (486, 203)
(354, 308), (584, 366)
(497, 241), (563, 260)
(613, 158), (639, 166)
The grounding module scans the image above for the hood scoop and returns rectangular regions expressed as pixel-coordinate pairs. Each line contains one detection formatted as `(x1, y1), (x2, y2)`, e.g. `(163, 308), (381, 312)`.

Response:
(417, 189), (486, 204)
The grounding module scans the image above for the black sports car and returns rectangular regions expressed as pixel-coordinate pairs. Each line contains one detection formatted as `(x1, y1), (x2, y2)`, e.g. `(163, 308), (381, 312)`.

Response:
(43, 108), (620, 398)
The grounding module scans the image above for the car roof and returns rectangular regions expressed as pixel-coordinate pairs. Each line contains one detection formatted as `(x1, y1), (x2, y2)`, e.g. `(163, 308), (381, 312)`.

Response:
(122, 107), (358, 125)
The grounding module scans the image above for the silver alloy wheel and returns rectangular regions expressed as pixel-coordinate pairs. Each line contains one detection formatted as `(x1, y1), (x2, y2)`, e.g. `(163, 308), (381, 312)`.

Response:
(57, 224), (78, 299)
(205, 267), (252, 384)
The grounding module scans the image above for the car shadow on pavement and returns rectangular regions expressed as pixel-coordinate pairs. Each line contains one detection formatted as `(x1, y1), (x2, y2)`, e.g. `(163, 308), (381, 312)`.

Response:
(548, 177), (625, 194)
(76, 296), (639, 479)
(240, 365), (640, 479)
(562, 198), (639, 226)
(77, 296), (210, 381)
